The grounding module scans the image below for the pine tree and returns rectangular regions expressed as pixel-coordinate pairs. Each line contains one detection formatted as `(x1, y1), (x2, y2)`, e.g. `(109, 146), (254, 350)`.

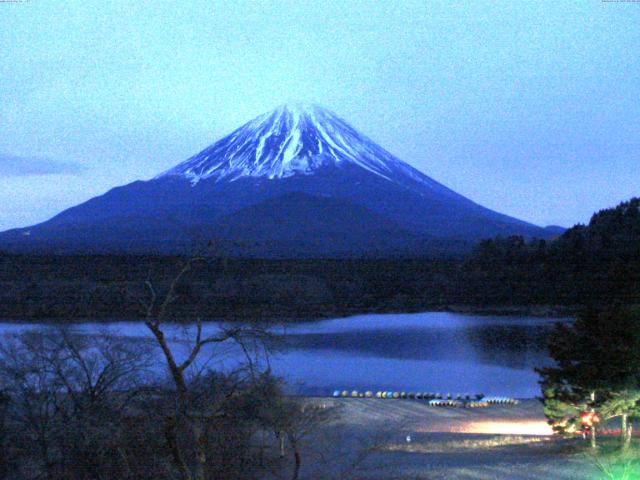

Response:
(599, 390), (640, 450)
(538, 308), (640, 450)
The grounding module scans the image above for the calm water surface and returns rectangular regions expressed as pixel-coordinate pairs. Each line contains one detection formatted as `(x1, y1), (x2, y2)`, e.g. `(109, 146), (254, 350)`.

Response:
(0, 312), (569, 398)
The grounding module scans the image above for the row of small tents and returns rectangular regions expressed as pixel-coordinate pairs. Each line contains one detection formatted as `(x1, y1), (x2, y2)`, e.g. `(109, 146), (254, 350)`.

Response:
(331, 390), (518, 407)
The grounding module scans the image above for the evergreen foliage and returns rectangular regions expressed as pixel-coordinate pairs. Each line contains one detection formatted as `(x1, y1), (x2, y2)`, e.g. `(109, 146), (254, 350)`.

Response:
(538, 308), (640, 448)
(459, 198), (640, 307)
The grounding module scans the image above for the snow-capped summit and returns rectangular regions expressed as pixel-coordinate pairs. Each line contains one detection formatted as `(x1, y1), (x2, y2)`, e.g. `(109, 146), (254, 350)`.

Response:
(158, 103), (436, 190)
(0, 103), (556, 256)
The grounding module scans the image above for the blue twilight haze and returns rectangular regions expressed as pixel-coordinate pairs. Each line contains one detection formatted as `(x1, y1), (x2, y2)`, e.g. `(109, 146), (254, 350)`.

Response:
(0, 1), (638, 231)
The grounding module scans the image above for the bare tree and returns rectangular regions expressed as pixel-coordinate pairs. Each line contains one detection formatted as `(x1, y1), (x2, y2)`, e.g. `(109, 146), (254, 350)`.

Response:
(276, 401), (335, 480)
(0, 328), (154, 480)
(259, 396), (389, 480)
(0, 332), (66, 479)
(136, 251), (273, 480)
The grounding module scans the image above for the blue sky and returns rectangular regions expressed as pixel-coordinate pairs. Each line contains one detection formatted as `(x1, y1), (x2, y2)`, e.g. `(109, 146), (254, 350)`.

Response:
(1, 0), (639, 231)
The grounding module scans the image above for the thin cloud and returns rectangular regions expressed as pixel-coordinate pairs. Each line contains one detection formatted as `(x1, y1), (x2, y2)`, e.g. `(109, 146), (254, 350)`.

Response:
(0, 154), (86, 177)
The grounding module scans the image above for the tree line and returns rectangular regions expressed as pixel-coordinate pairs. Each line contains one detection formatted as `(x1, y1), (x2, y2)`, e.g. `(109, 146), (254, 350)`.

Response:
(459, 197), (640, 307)
(1, 198), (639, 320)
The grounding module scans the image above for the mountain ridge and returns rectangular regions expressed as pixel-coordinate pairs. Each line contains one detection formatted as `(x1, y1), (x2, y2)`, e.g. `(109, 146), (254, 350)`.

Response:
(0, 103), (558, 257)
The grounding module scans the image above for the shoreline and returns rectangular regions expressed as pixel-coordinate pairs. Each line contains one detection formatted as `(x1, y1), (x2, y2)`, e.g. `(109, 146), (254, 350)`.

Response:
(0, 304), (577, 324)
(288, 397), (603, 479)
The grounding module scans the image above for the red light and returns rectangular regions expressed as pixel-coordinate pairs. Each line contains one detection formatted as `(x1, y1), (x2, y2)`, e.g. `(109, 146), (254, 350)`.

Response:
(581, 412), (599, 426)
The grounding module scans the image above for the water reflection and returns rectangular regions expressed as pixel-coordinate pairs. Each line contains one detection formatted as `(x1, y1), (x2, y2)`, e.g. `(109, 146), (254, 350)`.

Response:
(0, 312), (569, 398)
(275, 313), (560, 371)
(278, 325), (553, 369)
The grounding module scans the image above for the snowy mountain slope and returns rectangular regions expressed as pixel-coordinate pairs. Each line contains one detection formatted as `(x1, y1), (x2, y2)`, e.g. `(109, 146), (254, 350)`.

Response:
(158, 103), (453, 193)
(0, 103), (553, 256)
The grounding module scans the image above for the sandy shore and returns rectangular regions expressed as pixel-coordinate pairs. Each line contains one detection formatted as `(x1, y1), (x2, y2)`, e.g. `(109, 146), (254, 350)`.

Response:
(290, 398), (600, 479)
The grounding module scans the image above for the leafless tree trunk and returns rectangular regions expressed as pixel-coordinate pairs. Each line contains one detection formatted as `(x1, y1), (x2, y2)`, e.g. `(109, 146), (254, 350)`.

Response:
(136, 251), (271, 480)
(164, 416), (192, 480)
(288, 433), (301, 480)
(279, 432), (286, 458)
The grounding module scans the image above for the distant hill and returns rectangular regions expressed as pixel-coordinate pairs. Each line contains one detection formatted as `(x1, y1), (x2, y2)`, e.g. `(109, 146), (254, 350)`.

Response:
(457, 197), (640, 306)
(542, 225), (566, 237)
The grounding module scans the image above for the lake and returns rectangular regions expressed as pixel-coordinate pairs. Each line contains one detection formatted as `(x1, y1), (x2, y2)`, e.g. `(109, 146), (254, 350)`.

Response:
(0, 312), (568, 398)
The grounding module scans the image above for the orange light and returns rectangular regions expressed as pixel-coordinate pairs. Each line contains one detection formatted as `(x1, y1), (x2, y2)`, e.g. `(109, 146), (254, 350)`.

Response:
(581, 412), (600, 426)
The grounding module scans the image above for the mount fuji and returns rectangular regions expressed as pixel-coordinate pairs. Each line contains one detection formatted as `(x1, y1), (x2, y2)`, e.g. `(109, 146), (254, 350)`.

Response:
(0, 103), (557, 256)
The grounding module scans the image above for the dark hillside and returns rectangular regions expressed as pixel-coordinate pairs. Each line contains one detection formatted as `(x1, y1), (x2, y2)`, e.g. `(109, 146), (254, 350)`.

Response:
(458, 198), (640, 307)
(1, 198), (638, 321)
